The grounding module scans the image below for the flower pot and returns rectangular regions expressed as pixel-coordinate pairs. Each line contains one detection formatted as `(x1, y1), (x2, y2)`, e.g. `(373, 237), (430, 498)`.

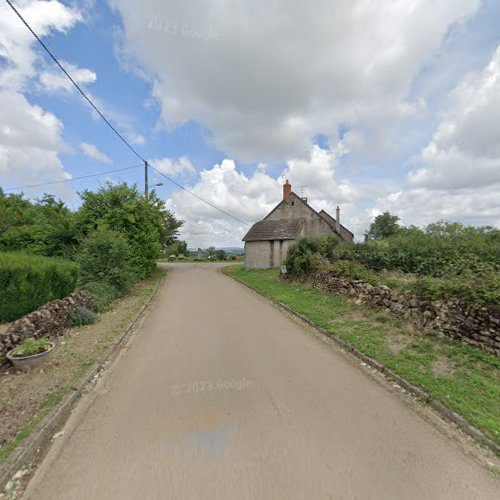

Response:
(6, 342), (55, 372)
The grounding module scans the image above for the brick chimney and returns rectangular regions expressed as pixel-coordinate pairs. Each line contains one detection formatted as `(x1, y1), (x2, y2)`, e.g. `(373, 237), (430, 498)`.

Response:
(336, 206), (341, 233)
(283, 179), (291, 201)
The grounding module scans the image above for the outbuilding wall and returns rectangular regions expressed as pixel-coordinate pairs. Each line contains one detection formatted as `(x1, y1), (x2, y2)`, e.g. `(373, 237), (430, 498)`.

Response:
(245, 240), (295, 269)
(244, 241), (271, 269)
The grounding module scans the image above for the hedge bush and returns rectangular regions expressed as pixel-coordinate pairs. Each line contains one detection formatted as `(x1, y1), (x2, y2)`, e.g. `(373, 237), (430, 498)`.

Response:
(0, 251), (79, 322)
(77, 228), (136, 299)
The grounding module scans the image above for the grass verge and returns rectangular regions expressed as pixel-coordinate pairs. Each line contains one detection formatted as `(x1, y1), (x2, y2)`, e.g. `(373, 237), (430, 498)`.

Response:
(223, 266), (500, 446)
(0, 269), (164, 465)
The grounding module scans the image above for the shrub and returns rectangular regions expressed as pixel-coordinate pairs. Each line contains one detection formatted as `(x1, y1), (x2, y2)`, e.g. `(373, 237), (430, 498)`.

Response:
(80, 281), (119, 312)
(285, 236), (339, 276)
(10, 337), (51, 357)
(69, 306), (96, 326)
(77, 228), (135, 297)
(403, 275), (500, 306)
(327, 260), (380, 285)
(0, 252), (79, 322)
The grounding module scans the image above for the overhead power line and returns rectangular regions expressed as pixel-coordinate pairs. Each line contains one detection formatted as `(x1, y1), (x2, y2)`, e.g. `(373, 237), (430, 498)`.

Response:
(150, 165), (250, 226)
(4, 0), (145, 164)
(4, 164), (143, 192)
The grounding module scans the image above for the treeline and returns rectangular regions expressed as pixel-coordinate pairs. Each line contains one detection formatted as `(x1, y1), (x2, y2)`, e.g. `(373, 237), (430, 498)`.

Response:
(285, 213), (500, 306)
(0, 184), (184, 321)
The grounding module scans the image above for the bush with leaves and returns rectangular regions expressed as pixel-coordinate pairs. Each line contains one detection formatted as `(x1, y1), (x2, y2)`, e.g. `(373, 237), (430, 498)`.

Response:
(285, 218), (500, 306)
(285, 236), (340, 276)
(0, 191), (80, 259)
(70, 306), (96, 326)
(80, 281), (119, 312)
(77, 183), (183, 279)
(77, 228), (135, 299)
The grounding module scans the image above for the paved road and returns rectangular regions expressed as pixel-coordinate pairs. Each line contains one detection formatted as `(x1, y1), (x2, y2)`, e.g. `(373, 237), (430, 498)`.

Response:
(24, 264), (499, 499)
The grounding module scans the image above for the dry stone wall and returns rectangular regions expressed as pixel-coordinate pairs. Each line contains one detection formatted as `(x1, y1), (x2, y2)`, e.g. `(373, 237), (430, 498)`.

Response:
(0, 291), (92, 361)
(313, 271), (500, 356)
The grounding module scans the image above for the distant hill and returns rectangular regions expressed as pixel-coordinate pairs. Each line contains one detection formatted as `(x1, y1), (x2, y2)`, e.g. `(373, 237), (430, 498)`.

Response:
(222, 247), (244, 254)
(188, 247), (244, 255)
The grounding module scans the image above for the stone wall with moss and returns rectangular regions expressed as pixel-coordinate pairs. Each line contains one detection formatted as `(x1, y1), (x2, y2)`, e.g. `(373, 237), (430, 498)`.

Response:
(313, 271), (500, 356)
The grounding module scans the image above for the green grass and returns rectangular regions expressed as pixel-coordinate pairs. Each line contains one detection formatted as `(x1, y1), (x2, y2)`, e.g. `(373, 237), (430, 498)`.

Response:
(224, 266), (500, 446)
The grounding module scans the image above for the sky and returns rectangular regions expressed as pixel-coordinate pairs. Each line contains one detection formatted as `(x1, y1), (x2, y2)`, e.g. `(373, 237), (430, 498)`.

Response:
(1, 0), (499, 248)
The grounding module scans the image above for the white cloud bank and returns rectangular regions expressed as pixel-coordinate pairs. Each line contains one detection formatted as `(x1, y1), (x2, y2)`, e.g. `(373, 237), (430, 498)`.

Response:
(375, 43), (500, 229)
(109, 0), (500, 246)
(168, 147), (364, 247)
(0, 0), (83, 192)
(111, 0), (480, 162)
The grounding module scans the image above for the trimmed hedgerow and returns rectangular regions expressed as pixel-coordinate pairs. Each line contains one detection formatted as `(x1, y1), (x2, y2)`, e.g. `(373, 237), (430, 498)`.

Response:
(0, 251), (79, 322)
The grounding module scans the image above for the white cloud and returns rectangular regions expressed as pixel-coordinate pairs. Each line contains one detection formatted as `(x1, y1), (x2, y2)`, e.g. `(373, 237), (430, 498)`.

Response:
(80, 142), (113, 164)
(111, 0), (480, 162)
(409, 44), (500, 190)
(0, 0), (82, 91)
(166, 147), (364, 247)
(373, 185), (500, 230)
(0, 90), (71, 193)
(40, 61), (96, 92)
(151, 156), (194, 177)
(367, 43), (500, 233)
(0, 1), (83, 196)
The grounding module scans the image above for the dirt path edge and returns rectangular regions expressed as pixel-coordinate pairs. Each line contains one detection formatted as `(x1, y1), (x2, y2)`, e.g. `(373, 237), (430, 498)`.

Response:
(222, 269), (500, 457)
(0, 273), (164, 493)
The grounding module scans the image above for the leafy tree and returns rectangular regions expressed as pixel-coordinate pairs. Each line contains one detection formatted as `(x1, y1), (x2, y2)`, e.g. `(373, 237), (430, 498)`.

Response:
(365, 212), (401, 240)
(0, 190), (80, 258)
(215, 249), (226, 260)
(164, 240), (188, 256)
(77, 183), (183, 278)
(206, 246), (216, 258)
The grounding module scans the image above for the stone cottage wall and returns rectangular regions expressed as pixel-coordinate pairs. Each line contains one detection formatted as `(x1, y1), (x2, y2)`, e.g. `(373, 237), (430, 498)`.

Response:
(0, 291), (92, 361)
(313, 271), (500, 356)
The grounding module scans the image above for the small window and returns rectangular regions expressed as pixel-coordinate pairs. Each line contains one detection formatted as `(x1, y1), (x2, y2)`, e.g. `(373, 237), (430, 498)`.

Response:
(291, 201), (294, 206)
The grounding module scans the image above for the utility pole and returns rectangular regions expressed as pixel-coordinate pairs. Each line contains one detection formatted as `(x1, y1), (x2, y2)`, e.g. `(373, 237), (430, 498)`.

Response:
(144, 160), (149, 200)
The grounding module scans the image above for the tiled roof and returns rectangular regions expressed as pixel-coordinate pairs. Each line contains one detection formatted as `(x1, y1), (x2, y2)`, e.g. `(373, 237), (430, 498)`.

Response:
(243, 218), (304, 242)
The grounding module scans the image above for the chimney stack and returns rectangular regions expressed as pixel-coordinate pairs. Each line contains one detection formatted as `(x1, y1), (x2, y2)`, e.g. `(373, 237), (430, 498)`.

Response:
(336, 206), (341, 233)
(283, 179), (291, 201)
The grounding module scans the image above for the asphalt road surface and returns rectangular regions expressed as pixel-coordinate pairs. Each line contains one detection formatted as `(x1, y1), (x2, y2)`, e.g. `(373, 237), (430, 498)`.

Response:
(24, 263), (499, 499)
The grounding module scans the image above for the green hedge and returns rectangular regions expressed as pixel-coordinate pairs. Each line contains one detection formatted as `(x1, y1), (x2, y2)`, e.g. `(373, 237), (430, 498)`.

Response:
(0, 252), (79, 322)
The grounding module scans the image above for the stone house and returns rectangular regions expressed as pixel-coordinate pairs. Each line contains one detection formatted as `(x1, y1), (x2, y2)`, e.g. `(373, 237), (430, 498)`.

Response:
(242, 180), (353, 269)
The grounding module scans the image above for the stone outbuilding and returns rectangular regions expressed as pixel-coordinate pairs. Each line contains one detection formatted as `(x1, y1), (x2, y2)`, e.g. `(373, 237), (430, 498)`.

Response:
(242, 180), (353, 269)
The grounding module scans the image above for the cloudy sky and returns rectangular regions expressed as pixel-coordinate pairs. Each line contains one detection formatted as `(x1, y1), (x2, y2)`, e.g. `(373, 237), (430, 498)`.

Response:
(1, 0), (499, 247)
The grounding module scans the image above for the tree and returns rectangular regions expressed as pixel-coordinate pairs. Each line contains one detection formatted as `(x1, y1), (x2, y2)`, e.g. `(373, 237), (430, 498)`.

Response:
(77, 183), (183, 278)
(365, 212), (401, 240)
(206, 246), (216, 258)
(164, 240), (188, 256)
(215, 249), (226, 260)
(0, 191), (80, 258)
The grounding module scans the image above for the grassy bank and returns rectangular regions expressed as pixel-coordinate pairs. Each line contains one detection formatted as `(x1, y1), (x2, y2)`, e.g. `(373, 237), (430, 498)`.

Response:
(0, 269), (164, 465)
(223, 266), (500, 446)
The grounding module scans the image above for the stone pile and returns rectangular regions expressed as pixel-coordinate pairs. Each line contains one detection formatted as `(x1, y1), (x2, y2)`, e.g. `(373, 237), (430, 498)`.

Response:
(313, 271), (500, 356)
(0, 291), (92, 361)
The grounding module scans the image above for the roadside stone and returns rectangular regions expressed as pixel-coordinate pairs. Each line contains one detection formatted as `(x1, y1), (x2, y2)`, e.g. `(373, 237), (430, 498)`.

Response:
(313, 272), (499, 356)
